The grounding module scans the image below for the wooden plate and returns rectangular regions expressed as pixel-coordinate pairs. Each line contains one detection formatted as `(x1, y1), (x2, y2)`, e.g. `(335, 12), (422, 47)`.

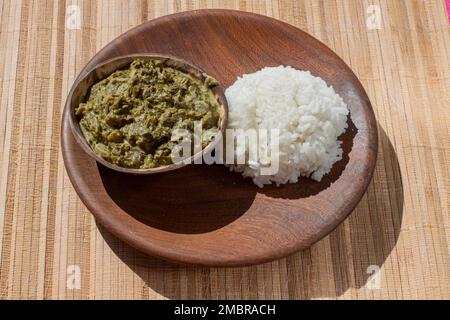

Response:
(61, 9), (378, 267)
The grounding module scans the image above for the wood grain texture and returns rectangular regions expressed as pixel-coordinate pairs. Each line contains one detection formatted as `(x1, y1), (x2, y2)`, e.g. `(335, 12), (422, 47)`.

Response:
(0, 0), (449, 299)
(61, 10), (377, 267)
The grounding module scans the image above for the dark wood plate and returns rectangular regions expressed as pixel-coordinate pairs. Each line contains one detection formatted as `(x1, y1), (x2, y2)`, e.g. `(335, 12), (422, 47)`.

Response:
(61, 9), (377, 267)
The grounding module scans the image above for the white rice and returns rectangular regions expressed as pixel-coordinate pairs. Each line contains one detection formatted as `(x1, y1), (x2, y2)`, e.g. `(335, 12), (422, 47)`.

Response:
(225, 66), (349, 187)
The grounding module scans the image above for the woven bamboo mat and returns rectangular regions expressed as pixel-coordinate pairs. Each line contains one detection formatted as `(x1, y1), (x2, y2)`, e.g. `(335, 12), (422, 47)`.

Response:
(0, 0), (448, 300)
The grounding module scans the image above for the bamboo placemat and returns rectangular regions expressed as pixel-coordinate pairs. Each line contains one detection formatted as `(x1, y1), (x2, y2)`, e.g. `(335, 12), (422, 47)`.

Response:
(0, 0), (448, 300)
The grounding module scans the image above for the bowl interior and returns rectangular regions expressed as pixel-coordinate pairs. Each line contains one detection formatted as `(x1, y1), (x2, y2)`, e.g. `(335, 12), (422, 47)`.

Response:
(68, 54), (228, 174)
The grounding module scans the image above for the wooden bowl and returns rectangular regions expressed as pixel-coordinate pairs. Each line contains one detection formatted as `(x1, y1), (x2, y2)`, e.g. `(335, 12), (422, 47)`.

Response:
(67, 54), (228, 174)
(61, 10), (378, 267)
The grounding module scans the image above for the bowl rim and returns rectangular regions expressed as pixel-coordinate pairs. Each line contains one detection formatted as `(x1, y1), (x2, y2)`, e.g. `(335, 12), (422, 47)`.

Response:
(66, 53), (229, 175)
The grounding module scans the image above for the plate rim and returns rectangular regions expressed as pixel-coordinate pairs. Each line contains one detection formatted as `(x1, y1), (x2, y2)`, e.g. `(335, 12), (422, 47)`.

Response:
(61, 9), (378, 267)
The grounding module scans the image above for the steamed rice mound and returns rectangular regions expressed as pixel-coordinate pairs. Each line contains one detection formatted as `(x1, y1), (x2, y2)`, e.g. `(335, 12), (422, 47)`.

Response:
(225, 66), (349, 187)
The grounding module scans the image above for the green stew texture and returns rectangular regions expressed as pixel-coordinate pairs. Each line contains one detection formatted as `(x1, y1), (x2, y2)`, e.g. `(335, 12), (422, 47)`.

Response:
(75, 59), (220, 169)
